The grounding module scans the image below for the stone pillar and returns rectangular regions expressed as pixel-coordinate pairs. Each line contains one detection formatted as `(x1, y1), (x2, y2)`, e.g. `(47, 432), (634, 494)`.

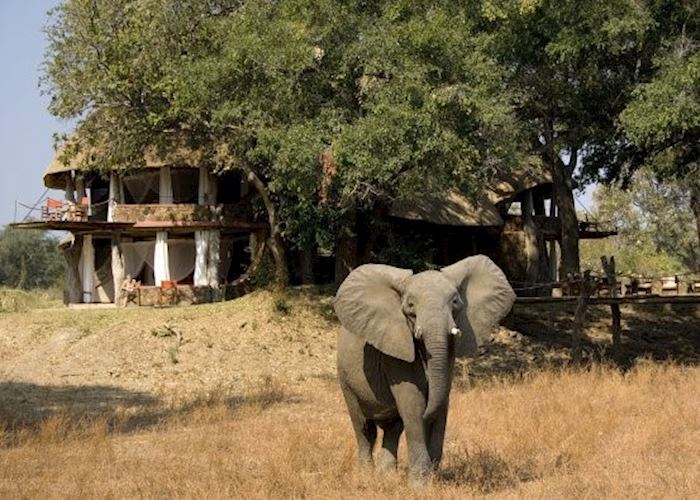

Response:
(207, 230), (221, 288)
(111, 233), (125, 305)
(154, 231), (170, 285)
(80, 234), (95, 303)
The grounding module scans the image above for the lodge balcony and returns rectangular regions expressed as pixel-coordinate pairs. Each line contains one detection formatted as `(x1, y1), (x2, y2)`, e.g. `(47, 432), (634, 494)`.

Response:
(504, 215), (617, 240)
(13, 197), (265, 234)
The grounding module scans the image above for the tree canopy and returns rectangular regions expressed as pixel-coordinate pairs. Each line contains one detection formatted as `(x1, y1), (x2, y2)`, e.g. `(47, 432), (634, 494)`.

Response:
(0, 228), (65, 290)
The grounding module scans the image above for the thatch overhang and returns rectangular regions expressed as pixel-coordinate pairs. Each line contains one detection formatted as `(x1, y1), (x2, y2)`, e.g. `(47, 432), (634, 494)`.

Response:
(389, 190), (504, 227)
(390, 163), (552, 228)
(43, 143), (203, 189)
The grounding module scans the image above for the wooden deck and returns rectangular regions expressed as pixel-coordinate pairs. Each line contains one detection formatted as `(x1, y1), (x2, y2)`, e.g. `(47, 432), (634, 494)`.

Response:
(516, 294), (700, 305)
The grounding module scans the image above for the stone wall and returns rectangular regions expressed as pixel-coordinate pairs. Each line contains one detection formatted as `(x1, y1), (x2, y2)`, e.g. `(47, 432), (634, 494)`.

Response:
(112, 202), (253, 223)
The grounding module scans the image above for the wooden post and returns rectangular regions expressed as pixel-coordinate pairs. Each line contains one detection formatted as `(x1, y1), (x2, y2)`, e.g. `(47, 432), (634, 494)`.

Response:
(572, 270), (594, 363)
(522, 190), (540, 283)
(62, 234), (83, 305)
(601, 256), (621, 350)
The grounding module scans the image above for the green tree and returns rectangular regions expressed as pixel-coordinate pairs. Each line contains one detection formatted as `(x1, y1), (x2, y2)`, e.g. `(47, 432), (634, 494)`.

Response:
(482, 0), (660, 275)
(43, 0), (522, 286)
(0, 228), (65, 290)
(618, 5), (699, 256)
(581, 168), (698, 274)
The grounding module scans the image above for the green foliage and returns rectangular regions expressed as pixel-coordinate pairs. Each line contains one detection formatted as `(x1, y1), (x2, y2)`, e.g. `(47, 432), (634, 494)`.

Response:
(0, 228), (65, 290)
(580, 168), (699, 274)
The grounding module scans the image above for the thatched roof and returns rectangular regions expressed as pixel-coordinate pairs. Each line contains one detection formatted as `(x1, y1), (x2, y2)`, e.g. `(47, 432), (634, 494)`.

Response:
(43, 143), (202, 189)
(390, 190), (504, 227)
(389, 163), (552, 228)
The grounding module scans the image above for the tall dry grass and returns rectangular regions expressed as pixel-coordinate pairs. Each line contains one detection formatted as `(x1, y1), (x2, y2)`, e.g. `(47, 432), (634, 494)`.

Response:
(1, 362), (698, 499)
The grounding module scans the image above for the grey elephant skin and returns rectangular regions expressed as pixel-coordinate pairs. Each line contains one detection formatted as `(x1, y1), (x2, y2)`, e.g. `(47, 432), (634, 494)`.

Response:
(334, 255), (515, 483)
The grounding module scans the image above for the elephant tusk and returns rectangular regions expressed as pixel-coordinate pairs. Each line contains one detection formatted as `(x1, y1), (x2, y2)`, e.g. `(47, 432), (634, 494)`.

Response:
(414, 326), (423, 339)
(450, 327), (461, 336)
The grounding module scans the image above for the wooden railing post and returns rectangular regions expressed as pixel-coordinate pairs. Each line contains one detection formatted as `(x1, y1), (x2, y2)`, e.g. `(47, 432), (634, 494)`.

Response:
(572, 271), (594, 363)
(601, 256), (621, 351)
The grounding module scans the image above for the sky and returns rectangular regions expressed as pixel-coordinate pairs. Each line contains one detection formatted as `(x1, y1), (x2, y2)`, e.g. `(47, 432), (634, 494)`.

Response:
(0, 0), (65, 226)
(0, 1), (593, 228)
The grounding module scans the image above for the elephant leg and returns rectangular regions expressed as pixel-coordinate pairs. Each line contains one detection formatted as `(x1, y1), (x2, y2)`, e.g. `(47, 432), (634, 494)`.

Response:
(427, 407), (448, 468)
(340, 384), (377, 465)
(391, 384), (432, 483)
(377, 418), (403, 472)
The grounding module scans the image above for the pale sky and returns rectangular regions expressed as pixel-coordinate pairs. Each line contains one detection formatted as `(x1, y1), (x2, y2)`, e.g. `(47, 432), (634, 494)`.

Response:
(0, 0), (65, 226)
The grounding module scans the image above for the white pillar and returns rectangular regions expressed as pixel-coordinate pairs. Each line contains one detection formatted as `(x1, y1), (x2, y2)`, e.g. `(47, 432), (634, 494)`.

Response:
(154, 231), (170, 285)
(160, 166), (173, 204)
(81, 234), (95, 303)
(194, 230), (209, 286)
(107, 172), (119, 222)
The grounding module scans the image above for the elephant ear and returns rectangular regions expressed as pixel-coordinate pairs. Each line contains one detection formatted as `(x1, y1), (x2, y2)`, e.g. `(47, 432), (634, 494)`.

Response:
(441, 255), (516, 357)
(334, 264), (415, 362)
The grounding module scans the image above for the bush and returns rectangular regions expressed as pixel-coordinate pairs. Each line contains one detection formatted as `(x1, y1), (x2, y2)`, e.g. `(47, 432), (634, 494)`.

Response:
(0, 227), (65, 290)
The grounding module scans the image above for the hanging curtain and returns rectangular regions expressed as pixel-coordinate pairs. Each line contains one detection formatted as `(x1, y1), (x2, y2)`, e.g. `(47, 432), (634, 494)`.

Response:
(121, 171), (159, 204)
(160, 167), (173, 204)
(168, 239), (196, 282)
(107, 172), (118, 222)
(121, 241), (156, 282)
(80, 235), (95, 303)
(198, 168), (219, 204)
(194, 231), (209, 286)
(154, 232), (170, 285)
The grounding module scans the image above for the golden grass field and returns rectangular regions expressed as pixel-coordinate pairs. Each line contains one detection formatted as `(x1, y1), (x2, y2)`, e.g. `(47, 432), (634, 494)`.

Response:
(0, 289), (699, 498)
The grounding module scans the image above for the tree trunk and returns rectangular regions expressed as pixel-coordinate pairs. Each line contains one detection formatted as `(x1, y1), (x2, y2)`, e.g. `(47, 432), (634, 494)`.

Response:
(242, 167), (289, 288)
(543, 124), (580, 275)
(552, 161), (580, 275)
(690, 180), (700, 270)
(335, 209), (358, 288)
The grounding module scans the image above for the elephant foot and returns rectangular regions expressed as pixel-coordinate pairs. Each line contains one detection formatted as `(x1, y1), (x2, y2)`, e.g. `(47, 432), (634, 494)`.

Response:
(408, 456), (433, 488)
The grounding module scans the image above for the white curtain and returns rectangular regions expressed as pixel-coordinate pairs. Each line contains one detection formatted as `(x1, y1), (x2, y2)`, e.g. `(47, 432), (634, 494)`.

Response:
(160, 167), (173, 204)
(194, 230), (209, 286)
(198, 168), (218, 204)
(107, 172), (118, 222)
(194, 230), (222, 286)
(122, 171), (159, 204)
(81, 235), (95, 303)
(154, 231), (170, 285)
(168, 239), (196, 282)
(122, 241), (156, 282)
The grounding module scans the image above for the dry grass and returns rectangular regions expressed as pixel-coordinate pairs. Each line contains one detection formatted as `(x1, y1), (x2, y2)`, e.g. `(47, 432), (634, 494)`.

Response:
(1, 364), (698, 498)
(0, 290), (699, 498)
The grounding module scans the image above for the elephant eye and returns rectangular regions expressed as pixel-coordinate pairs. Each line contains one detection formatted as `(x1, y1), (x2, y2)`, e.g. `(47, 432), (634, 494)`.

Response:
(452, 295), (463, 309)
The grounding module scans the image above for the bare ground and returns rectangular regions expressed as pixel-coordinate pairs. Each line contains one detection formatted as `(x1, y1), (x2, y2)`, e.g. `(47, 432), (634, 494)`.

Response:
(0, 289), (698, 498)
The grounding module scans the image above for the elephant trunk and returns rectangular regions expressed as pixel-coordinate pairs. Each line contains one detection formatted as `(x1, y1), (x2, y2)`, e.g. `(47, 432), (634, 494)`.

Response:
(423, 330), (452, 422)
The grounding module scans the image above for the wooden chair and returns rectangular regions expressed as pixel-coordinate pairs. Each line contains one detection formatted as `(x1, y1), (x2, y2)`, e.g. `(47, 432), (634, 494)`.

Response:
(42, 198), (63, 221)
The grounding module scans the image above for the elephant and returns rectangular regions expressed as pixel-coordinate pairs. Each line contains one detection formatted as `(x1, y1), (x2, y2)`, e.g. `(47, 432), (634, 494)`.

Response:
(334, 255), (515, 483)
